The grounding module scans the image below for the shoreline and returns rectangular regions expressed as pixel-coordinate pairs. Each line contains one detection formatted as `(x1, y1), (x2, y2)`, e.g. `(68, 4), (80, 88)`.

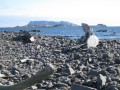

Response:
(1, 30), (120, 41)
(0, 31), (120, 89)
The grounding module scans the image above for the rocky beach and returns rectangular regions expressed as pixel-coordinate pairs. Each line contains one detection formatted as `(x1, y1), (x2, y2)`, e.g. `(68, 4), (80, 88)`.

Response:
(0, 31), (120, 90)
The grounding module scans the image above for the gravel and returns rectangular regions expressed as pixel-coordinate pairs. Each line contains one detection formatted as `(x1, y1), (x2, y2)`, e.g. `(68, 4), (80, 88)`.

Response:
(0, 31), (120, 90)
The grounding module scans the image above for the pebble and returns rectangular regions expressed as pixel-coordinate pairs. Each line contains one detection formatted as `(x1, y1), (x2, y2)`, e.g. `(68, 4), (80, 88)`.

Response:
(31, 85), (38, 90)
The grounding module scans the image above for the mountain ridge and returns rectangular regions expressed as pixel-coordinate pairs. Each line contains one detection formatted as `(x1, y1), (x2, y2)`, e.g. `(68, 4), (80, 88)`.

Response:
(26, 21), (79, 27)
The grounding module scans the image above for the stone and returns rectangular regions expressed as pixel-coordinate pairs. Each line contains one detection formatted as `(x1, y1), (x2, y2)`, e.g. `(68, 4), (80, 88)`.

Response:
(30, 36), (35, 42)
(98, 70), (108, 76)
(114, 58), (120, 64)
(83, 79), (97, 88)
(11, 67), (20, 75)
(54, 82), (68, 87)
(88, 69), (99, 76)
(0, 64), (3, 70)
(106, 85), (118, 90)
(79, 64), (86, 71)
(71, 77), (80, 83)
(111, 76), (120, 82)
(8, 81), (14, 85)
(47, 82), (53, 88)
(71, 84), (97, 90)
(13, 30), (33, 43)
(64, 64), (75, 75)
(20, 57), (34, 63)
(97, 74), (106, 89)
(31, 85), (38, 90)
(1, 70), (12, 78)
(107, 66), (117, 75)
(0, 73), (6, 78)
(74, 53), (81, 60)
(21, 74), (30, 80)
(116, 84), (120, 90)
(102, 52), (114, 59)
(116, 67), (120, 74)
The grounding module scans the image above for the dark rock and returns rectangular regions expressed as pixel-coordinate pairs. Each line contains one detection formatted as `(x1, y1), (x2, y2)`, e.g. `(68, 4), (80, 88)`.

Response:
(106, 85), (118, 90)
(108, 81), (117, 86)
(13, 30), (32, 43)
(111, 76), (120, 82)
(107, 66), (117, 75)
(29, 29), (40, 32)
(11, 67), (21, 76)
(114, 58), (120, 64)
(97, 30), (108, 32)
(74, 53), (81, 60)
(0, 64), (3, 70)
(98, 70), (108, 76)
(87, 48), (95, 54)
(62, 47), (72, 54)
(56, 67), (63, 73)
(116, 84), (120, 89)
(71, 84), (97, 90)
(21, 74), (30, 80)
(54, 82), (68, 87)
(83, 80), (97, 88)
(88, 69), (99, 76)
(102, 52), (114, 59)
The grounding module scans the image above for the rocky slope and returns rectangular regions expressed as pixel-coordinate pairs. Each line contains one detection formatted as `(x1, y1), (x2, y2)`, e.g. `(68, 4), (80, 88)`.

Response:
(0, 31), (120, 90)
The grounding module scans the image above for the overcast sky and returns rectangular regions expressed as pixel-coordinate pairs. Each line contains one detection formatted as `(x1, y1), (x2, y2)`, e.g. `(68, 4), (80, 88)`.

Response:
(0, 0), (120, 27)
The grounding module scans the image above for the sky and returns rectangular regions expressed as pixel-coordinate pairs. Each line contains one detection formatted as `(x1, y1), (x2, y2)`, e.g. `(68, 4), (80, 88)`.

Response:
(0, 0), (120, 27)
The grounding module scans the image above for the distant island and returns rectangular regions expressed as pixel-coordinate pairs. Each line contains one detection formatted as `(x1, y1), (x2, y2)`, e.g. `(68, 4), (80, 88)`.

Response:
(13, 21), (107, 28)
(24, 21), (79, 28)
(97, 24), (107, 27)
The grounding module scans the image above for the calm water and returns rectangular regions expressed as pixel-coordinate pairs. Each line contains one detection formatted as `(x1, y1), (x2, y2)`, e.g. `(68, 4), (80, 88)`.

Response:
(0, 26), (120, 40)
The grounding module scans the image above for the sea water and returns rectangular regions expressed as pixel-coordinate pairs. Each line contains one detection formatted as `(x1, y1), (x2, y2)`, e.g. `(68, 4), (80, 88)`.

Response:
(0, 26), (120, 40)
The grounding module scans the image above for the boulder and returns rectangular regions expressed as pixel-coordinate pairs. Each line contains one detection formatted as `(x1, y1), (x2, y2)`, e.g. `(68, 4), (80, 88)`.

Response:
(13, 30), (34, 43)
